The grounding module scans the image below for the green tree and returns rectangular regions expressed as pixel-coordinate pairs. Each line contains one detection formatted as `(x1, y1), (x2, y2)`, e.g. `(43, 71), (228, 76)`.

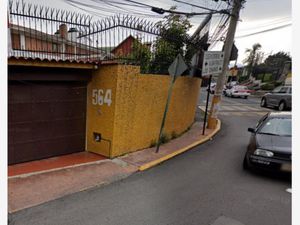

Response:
(264, 51), (291, 68)
(129, 39), (152, 74)
(243, 43), (262, 78)
(150, 8), (192, 74)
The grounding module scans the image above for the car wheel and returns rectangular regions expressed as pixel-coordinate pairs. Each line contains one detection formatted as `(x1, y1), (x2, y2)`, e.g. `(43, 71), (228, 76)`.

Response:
(243, 156), (249, 170)
(278, 101), (286, 111)
(244, 96), (248, 99)
(260, 97), (267, 107)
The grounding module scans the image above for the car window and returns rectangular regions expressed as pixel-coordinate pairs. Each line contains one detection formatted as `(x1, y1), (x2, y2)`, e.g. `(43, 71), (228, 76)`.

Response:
(258, 117), (291, 136)
(279, 87), (288, 93)
(272, 86), (282, 93)
(255, 114), (268, 129)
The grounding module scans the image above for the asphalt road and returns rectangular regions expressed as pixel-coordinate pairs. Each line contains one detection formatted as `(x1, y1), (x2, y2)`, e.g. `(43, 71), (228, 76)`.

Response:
(10, 90), (291, 225)
(198, 87), (262, 107)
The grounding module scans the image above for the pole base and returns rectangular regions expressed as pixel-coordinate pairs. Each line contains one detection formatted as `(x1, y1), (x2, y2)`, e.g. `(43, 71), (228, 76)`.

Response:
(207, 117), (218, 129)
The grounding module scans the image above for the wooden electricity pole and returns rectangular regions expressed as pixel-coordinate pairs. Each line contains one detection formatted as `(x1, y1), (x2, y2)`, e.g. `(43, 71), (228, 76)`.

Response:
(207, 0), (244, 129)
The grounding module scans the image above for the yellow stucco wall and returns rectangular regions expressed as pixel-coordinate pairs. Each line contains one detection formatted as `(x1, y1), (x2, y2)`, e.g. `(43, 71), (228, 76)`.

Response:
(86, 65), (201, 158)
(86, 65), (119, 157)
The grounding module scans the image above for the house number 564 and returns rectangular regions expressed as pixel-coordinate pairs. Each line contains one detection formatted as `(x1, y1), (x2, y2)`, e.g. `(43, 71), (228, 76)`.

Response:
(92, 89), (112, 106)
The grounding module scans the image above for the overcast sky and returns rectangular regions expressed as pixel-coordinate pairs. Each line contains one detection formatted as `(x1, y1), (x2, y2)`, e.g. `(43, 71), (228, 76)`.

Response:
(14, 0), (292, 64)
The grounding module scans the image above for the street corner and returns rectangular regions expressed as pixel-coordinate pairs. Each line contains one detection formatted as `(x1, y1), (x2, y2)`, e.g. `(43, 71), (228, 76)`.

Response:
(122, 120), (221, 172)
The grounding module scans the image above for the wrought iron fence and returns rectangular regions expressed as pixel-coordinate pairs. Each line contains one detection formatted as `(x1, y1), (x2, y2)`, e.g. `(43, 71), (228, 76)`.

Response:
(9, 0), (211, 75)
(8, 0), (161, 64)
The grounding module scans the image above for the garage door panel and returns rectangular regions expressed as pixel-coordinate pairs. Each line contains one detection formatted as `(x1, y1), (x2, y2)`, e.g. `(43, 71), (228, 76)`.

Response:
(8, 103), (33, 123)
(8, 84), (32, 103)
(30, 84), (57, 101)
(31, 83), (86, 101)
(51, 101), (86, 119)
(31, 102), (53, 121)
(8, 81), (87, 165)
(8, 144), (15, 164)
(9, 123), (32, 144)
(29, 119), (86, 140)
(11, 135), (85, 164)
(51, 85), (87, 101)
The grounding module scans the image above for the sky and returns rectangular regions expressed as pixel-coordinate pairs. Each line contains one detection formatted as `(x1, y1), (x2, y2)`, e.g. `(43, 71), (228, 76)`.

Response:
(9, 0), (292, 64)
(233, 0), (291, 64)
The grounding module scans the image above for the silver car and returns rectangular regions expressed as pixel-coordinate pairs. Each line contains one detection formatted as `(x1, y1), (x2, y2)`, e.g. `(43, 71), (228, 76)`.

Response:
(260, 86), (292, 111)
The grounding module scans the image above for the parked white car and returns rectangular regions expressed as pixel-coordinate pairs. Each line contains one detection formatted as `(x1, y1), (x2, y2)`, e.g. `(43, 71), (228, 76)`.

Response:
(208, 82), (227, 94)
(225, 85), (251, 99)
(207, 82), (217, 94)
(226, 81), (239, 88)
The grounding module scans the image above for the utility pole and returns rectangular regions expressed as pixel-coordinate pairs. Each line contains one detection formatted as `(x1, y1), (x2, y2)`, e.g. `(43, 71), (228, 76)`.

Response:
(207, 0), (244, 129)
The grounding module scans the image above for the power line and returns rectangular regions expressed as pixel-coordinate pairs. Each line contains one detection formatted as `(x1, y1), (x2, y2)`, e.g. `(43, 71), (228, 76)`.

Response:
(209, 14), (228, 41)
(62, 0), (106, 18)
(238, 16), (291, 32)
(173, 0), (230, 13)
(208, 1), (230, 44)
(92, 0), (163, 17)
(122, 0), (156, 8)
(63, 0), (164, 18)
(100, 0), (149, 8)
(209, 13), (230, 46)
(209, 26), (229, 49)
(236, 23), (291, 38)
(123, 0), (230, 16)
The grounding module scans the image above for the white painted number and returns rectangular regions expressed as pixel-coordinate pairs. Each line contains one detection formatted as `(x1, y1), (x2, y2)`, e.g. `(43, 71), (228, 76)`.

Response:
(98, 89), (104, 105)
(104, 89), (112, 106)
(92, 89), (98, 105)
(92, 89), (112, 106)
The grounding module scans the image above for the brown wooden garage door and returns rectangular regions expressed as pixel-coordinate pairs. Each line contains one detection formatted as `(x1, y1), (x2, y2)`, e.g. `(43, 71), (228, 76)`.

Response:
(8, 81), (87, 165)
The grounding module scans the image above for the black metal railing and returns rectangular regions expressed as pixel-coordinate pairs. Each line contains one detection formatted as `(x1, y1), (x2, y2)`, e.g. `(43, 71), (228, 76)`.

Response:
(8, 0), (161, 64)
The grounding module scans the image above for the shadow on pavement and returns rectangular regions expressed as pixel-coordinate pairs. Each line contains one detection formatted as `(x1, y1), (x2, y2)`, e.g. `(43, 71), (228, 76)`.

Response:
(245, 167), (291, 184)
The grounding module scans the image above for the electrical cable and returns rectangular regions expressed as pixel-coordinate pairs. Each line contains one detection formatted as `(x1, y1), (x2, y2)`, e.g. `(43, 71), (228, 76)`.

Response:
(173, 0), (229, 13)
(64, 0), (164, 19)
(209, 14), (230, 46)
(64, 0), (162, 18)
(238, 16), (291, 32)
(208, 1), (230, 43)
(236, 23), (291, 38)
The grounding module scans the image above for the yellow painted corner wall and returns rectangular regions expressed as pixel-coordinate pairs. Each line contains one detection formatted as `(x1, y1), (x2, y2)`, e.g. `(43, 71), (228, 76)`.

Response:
(112, 65), (201, 157)
(86, 65), (119, 157)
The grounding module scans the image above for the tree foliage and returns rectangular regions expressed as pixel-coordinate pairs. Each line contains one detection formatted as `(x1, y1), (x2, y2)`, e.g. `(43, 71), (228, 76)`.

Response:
(242, 43), (262, 77)
(243, 43), (262, 67)
(247, 50), (291, 82)
(128, 9), (195, 75)
(264, 51), (291, 68)
(129, 39), (152, 74)
(150, 8), (192, 74)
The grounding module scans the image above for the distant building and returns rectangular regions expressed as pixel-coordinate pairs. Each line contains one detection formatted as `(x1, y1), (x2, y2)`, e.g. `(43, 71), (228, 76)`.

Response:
(111, 35), (151, 58)
(10, 23), (108, 61)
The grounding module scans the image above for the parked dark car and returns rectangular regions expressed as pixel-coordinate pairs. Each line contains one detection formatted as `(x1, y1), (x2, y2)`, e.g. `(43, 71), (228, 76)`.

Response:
(260, 85), (292, 111)
(243, 112), (291, 173)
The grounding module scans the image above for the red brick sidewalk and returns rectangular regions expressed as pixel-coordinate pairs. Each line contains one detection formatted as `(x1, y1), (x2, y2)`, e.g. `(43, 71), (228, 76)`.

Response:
(8, 152), (106, 177)
(8, 121), (220, 213)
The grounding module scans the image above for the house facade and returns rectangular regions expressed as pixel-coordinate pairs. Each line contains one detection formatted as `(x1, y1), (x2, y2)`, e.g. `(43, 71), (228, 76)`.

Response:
(10, 23), (106, 61)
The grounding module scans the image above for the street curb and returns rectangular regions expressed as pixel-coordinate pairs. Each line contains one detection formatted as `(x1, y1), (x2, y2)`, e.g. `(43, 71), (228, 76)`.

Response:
(8, 159), (112, 180)
(139, 119), (221, 171)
